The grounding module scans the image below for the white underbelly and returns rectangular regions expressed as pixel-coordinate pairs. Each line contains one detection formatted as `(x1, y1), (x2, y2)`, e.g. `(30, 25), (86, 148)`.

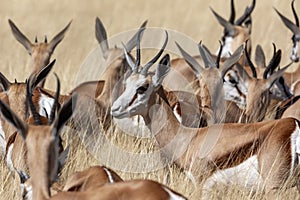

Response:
(203, 156), (263, 192)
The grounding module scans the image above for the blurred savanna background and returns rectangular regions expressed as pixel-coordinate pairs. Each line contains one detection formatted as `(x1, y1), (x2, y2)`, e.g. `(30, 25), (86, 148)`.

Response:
(0, 0), (300, 199)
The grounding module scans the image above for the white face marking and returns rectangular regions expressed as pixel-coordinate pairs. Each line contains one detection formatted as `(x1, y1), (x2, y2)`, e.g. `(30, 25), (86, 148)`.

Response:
(103, 167), (115, 183)
(38, 93), (55, 118)
(163, 186), (186, 200)
(203, 156), (263, 193)
(290, 121), (300, 176)
(216, 37), (233, 58)
(290, 42), (299, 62)
(6, 144), (14, 172)
(20, 183), (32, 200)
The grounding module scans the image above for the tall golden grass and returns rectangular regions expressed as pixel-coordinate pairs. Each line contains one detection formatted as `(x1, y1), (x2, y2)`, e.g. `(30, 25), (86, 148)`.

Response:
(0, 0), (300, 199)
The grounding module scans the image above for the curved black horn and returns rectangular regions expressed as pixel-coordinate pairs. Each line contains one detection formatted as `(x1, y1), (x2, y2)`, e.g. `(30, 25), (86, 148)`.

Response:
(229, 0), (236, 24)
(210, 7), (235, 36)
(245, 40), (257, 78)
(235, 0), (256, 25)
(292, 0), (299, 27)
(134, 26), (145, 70)
(35, 36), (38, 43)
(274, 7), (300, 35)
(216, 40), (223, 69)
(26, 77), (42, 125)
(264, 49), (282, 79)
(141, 31), (168, 75)
(49, 73), (60, 125)
(44, 35), (48, 43)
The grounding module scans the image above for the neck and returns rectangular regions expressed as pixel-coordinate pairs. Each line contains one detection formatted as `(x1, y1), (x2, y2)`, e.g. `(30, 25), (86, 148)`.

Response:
(143, 90), (196, 161)
(97, 68), (122, 104)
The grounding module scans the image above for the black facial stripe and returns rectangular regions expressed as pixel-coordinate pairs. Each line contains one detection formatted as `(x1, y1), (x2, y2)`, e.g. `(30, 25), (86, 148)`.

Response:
(128, 93), (138, 107)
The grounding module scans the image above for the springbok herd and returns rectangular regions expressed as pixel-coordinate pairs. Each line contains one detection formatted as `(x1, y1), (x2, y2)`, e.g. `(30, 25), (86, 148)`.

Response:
(2, 0), (300, 199)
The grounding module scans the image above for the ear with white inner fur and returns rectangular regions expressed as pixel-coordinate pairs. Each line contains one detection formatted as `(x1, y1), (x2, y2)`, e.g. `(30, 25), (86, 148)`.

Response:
(235, 63), (251, 84)
(175, 42), (203, 78)
(221, 44), (245, 78)
(56, 145), (70, 180)
(266, 63), (293, 90)
(49, 20), (72, 54)
(8, 19), (33, 55)
(0, 100), (28, 140)
(51, 93), (77, 138)
(255, 45), (266, 68)
(152, 54), (170, 88)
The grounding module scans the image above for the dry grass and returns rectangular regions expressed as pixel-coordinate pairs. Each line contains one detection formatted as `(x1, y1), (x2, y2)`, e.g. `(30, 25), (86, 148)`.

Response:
(1, 0), (300, 199)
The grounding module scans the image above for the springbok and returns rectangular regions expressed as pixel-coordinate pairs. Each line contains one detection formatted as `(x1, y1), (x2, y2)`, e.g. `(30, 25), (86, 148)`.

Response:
(235, 47), (292, 122)
(175, 41), (245, 124)
(168, 0), (255, 105)
(0, 93), (187, 200)
(0, 60), (56, 153)
(111, 50), (300, 198)
(11, 75), (69, 199)
(275, 0), (300, 86)
(42, 18), (147, 132)
(5, 73), (68, 172)
(62, 166), (123, 192)
(0, 91), (77, 200)
(210, 0), (256, 58)
(8, 19), (71, 87)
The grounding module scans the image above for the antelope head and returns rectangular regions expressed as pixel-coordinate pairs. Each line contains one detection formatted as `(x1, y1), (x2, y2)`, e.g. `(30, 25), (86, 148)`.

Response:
(0, 60), (55, 121)
(211, 0), (255, 57)
(254, 43), (292, 99)
(8, 19), (71, 87)
(95, 18), (147, 101)
(236, 46), (292, 122)
(111, 30), (169, 124)
(95, 18), (147, 79)
(0, 91), (76, 200)
(275, 0), (300, 62)
(176, 41), (244, 122)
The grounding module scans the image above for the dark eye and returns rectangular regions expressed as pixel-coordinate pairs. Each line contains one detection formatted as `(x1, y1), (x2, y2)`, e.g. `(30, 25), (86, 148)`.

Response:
(136, 84), (149, 94)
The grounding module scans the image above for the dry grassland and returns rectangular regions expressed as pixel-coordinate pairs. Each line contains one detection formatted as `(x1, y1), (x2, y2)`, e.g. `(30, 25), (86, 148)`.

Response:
(0, 0), (300, 199)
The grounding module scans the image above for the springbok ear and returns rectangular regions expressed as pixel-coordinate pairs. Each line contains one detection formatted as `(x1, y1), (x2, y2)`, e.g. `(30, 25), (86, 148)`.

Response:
(175, 42), (204, 78)
(31, 59), (55, 89)
(235, 0), (256, 25)
(266, 63), (292, 90)
(235, 63), (251, 84)
(274, 8), (300, 36)
(221, 44), (245, 78)
(57, 146), (70, 175)
(255, 45), (266, 68)
(49, 20), (72, 53)
(51, 93), (77, 137)
(0, 72), (12, 91)
(198, 44), (216, 68)
(153, 54), (170, 88)
(8, 19), (33, 55)
(210, 7), (235, 36)
(95, 17), (109, 58)
(125, 20), (148, 52)
(0, 100), (28, 140)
